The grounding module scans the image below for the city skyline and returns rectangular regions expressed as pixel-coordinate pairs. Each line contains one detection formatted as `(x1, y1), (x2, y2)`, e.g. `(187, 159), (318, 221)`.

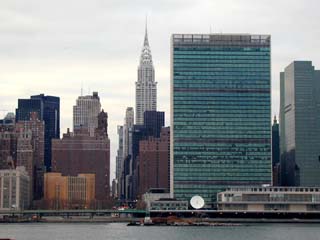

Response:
(1, 0), (320, 180)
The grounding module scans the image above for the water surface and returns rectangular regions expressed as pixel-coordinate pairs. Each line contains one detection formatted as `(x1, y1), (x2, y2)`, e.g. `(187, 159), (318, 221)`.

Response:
(0, 223), (320, 240)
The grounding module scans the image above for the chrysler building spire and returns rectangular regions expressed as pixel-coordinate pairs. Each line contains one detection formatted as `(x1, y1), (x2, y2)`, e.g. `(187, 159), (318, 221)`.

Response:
(135, 22), (157, 125)
(139, 21), (153, 66)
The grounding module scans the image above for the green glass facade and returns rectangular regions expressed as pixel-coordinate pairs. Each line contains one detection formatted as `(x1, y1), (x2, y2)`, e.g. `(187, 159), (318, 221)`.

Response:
(170, 34), (272, 207)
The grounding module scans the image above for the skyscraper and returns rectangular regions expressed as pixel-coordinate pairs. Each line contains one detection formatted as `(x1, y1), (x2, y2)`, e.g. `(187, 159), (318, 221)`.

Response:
(144, 111), (165, 138)
(120, 107), (134, 200)
(73, 92), (101, 137)
(52, 124), (110, 201)
(280, 61), (320, 186)
(135, 25), (157, 125)
(272, 116), (280, 186)
(16, 112), (45, 200)
(115, 125), (123, 197)
(171, 34), (272, 206)
(16, 94), (60, 171)
(138, 127), (170, 196)
(123, 107), (134, 158)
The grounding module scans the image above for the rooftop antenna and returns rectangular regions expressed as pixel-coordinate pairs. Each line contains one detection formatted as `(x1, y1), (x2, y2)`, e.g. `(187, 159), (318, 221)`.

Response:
(145, 14), (148, 33)
(210, 25), (212, 34)
(81, 81), (83, 96)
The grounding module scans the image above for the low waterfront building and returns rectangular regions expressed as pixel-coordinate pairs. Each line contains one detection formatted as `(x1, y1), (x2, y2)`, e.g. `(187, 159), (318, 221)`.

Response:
(142, 188), (188, 211)
(217, 186), (320, 212)
(44, 172), (95, 209)
(0, 167), (30, 210)
(150, 199), (189, 211)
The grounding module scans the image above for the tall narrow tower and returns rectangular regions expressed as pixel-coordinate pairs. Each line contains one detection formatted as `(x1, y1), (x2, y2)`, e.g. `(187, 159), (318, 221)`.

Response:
(135, 23), (157, 125)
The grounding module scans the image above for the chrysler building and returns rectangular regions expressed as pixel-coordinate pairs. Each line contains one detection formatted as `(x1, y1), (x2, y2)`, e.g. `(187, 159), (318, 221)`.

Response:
(135, 24), (157, 124)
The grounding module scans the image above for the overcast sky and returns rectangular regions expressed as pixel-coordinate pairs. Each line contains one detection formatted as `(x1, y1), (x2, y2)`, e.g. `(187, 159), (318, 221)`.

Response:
(1, 0), (320, 180)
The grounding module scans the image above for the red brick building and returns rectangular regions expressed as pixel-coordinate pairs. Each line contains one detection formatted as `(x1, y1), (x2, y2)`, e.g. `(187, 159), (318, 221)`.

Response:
(52, 110), (110, 201)
(138, 127), (170, 196)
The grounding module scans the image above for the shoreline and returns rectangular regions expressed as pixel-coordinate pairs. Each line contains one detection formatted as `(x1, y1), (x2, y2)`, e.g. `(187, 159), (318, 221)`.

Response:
(1, 217), (320, 224)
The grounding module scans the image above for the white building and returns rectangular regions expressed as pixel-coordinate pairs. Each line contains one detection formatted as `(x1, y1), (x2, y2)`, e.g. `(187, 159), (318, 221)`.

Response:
(123, 107), (134, 158)
(0, 167), (30, 210)
(135, 25), (157, 125)
(73, 92), (101, 136)
(217, 186), (320, 212)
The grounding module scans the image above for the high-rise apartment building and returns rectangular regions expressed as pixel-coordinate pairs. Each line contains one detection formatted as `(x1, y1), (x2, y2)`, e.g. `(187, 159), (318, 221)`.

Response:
(135, 26), (157, 124)
(16, 94), (60, 171)
(0, 167), (30, 210)
(280, 61), (320, 186)
(73, 92), (101, 137)
(171, 34), (272, 206)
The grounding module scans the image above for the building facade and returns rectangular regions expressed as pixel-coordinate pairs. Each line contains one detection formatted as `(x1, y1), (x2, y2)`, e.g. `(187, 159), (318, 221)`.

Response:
(144, 111), (165, 138)
(0, 125), (16, 170)
(280, 61), (320, 186)
(0, 167), (30, 210)
(217, 186), (320, 212)
(135, 26), (157, 125)
(16, 94), (60, 171)
(52, 114), (110, 200)
(138, 127), (170, 196)
(15, 112), (45, 200)
(171, 34), (272, 206)
(73, 92), (101, 137)
(44, 172), (95, 209)
(272, 116), (280, 186)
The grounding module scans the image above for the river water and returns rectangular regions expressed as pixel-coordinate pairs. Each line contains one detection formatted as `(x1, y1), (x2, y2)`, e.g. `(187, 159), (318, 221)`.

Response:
(0, 223), (320, 240)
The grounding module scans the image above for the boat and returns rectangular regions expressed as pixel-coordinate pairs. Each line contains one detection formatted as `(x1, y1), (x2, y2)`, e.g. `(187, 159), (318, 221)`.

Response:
(143, 217), (155, 226)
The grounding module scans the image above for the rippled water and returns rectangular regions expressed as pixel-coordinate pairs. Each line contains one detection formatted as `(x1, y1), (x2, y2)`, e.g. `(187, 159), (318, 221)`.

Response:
(0, 223), (320, 240)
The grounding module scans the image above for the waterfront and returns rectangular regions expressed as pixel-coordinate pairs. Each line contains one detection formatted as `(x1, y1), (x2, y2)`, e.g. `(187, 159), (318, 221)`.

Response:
(0, 223), (320, 240)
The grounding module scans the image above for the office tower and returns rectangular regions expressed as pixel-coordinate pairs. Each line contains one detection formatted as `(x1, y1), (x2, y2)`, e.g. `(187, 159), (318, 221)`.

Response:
(119, 107), (134, 200)
(123, 107), (134, 158)
(52, 110), (110, 201)
(272, 116), (280, 186)
(121, 110), (165, 200)
(73, 92), (101, 137)
(280, 61), (320, 186)
(116, 126), (123, 186)
(116, 126), (123, 197)
(16, 94), (60, 171)
(135, 25), (157, 124)
(144, 111), (165, 138)
(16, 128), (33, 201)
(0, 167), (30, 210)
(138, 127), (170, 196)
(16, 112), (45, 200)
(171, 34), (272, 206)
(44, 172), (95, 209)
